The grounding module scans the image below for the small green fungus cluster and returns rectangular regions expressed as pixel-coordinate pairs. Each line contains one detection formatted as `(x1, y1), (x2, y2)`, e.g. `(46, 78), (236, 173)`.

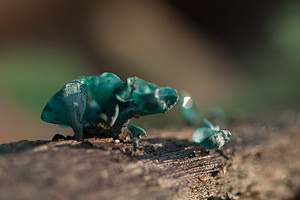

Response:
(42, 72), (231, 152)
(41, 72), (178, 151)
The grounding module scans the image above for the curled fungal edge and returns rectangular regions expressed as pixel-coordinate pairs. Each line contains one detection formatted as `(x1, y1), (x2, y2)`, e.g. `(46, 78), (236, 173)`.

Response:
(41, 80), (88, 140)
(191, 119), (231, 149)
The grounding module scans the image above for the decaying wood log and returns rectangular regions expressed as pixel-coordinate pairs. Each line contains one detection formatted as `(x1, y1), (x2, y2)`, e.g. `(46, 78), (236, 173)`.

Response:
(0, 112), (299, 200)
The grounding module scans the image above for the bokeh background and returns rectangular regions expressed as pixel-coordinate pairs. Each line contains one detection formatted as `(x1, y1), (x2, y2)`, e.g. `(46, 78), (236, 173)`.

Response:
(1, 0), (300, 143)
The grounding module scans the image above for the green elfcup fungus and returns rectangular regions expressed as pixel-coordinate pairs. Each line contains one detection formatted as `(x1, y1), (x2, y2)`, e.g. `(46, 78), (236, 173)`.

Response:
(128, 124), (147, 151)
(112, 76), (179, 134)
(41, 72), (178, 151)
(191, 119), (231, 149)
(41, 80), (88, 139)
(80, 73), (124, 126)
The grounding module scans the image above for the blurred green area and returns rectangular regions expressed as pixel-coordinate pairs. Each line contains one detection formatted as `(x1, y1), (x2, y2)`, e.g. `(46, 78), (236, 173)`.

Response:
(0, 50), (89, 116)
(0, 0), (299, 142)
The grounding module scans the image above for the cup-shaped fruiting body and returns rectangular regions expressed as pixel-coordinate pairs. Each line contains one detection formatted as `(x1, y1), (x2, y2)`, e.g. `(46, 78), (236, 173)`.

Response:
(41, 73), (178, 144)
(128, 124), (147, 139)
(179, 91), (201, 126)
(116, 77), (178, 114)
(80, 73), (124, 126)
(128, 124), (147, 151)
(112, 76), (178, 133)
(41, 80), (88, 139)
(191, 119), (231, 149)
(199, 130), (231, 149)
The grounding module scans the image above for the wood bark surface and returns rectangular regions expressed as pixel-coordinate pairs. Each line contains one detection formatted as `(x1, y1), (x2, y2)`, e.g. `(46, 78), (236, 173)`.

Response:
(0, 112), (299, 200)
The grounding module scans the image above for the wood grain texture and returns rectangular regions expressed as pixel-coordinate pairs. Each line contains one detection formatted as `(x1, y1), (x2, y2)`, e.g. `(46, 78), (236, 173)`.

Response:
(0, 112), (299, 200)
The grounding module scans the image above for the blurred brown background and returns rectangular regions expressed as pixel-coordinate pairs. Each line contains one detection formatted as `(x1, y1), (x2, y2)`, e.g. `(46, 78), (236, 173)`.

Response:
(1, 0), (300, 143)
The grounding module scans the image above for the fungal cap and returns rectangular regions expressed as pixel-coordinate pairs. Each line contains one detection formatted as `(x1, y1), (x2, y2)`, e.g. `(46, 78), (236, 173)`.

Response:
(200, 130), (231, 149)
(192, 119), (231, 149)
(128, 124), (147, 138)
(41, 79), (87, 126)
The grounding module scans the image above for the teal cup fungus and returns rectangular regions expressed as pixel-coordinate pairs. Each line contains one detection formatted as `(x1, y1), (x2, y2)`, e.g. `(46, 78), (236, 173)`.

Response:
(191, 119), (231, 149)
(41, 73), (178, 150)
